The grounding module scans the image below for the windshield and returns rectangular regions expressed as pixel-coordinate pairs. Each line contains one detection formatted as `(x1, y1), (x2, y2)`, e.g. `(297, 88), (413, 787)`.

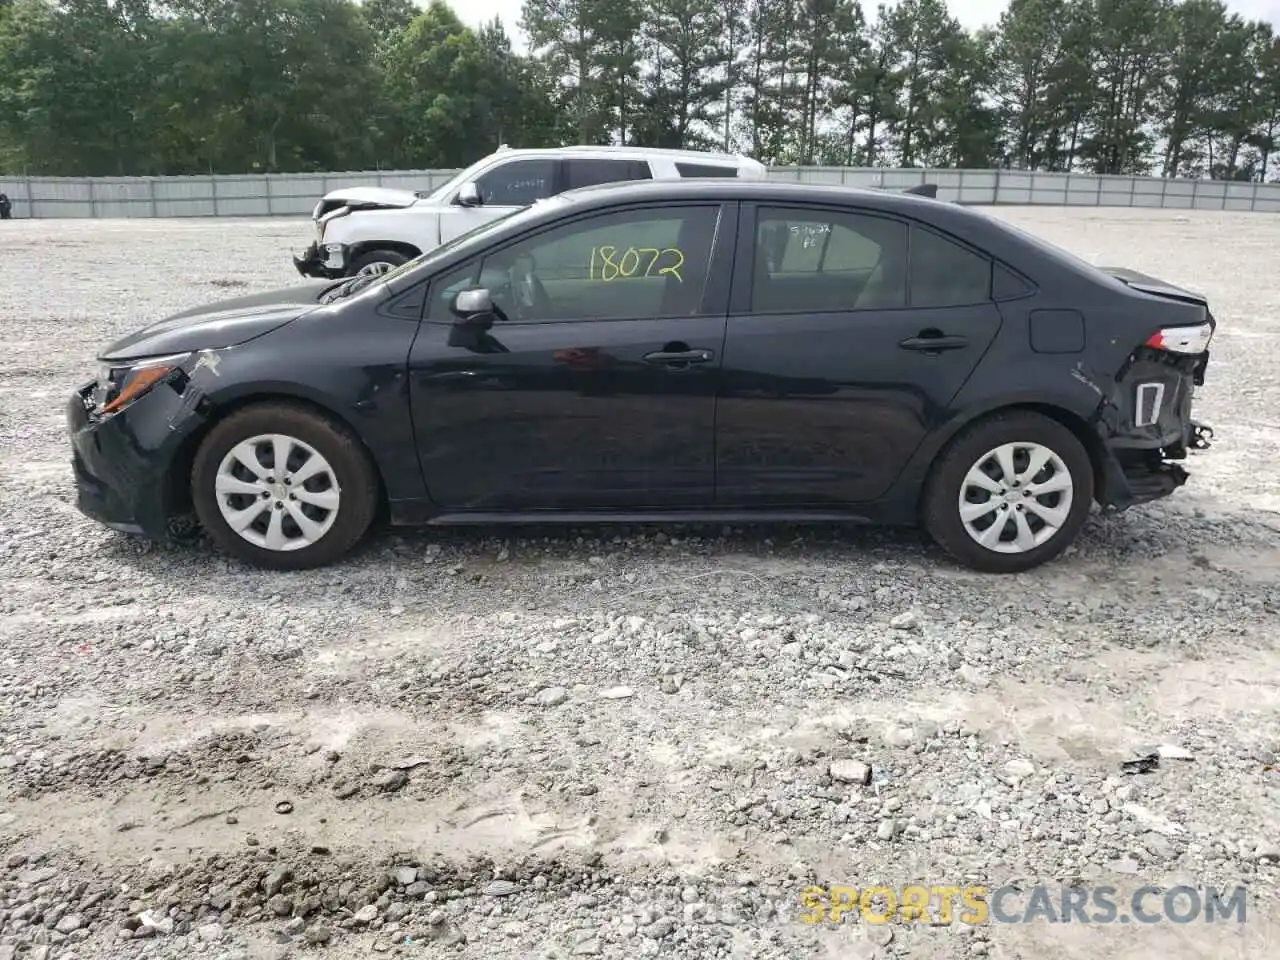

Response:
(320, 197), (572, 304)
(414, 155), (489, 202)
(391, 203), (548, 275)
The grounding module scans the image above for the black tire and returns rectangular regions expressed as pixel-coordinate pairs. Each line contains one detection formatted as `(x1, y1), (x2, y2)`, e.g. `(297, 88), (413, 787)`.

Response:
(348, 249), (409, 277)
(922, 411), (1094, 574)
(191, 402), (379, 570)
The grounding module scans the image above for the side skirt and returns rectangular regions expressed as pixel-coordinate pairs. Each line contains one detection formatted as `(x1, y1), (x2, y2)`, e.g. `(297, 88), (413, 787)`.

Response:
(385, 499), (915, 527)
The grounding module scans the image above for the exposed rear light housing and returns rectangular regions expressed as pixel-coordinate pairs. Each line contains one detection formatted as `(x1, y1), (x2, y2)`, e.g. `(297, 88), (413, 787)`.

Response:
(1144, 321), (1213, 355)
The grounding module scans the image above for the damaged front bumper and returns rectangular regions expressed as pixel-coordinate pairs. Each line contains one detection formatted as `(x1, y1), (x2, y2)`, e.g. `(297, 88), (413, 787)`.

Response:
(293, 240), (348, 279)
(67, 373), (210, 540)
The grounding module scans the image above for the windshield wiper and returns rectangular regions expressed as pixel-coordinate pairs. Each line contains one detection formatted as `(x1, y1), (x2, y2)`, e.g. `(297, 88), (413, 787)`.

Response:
(319, 274), (378, 304)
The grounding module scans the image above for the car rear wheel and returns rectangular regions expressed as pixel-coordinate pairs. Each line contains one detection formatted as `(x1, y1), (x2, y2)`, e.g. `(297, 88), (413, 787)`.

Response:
(191, 402), (379, 570)
(922, 411), (1094, 573)
(349, 249), (409, 277)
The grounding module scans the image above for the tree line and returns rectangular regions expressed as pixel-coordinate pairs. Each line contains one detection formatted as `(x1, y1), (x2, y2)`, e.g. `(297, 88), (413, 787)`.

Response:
(1, 0), (1277, 181)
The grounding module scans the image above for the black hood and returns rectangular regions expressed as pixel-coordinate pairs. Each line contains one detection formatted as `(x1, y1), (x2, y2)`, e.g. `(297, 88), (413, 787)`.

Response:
(99, 282), (335, 362)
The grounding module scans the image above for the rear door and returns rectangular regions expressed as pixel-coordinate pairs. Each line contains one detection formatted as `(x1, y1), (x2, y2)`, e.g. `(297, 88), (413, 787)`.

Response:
(715, 202), (1004, 506)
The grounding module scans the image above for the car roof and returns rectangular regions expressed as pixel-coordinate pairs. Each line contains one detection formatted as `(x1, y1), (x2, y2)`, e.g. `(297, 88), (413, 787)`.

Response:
(553, 177), (957, 217)
(545, 179), (1117, 286)
(387, 175), (1117, 299)
(492, 145), (759, 166)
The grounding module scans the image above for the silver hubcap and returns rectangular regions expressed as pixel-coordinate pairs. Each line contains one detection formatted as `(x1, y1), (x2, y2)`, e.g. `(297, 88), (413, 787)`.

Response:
(356, 261), (394, 277)
(958, 442), (1074, 554)
(214, 434), (340, 551)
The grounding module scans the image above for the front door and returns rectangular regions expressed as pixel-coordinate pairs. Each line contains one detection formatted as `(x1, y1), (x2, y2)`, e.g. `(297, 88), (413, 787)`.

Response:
(716, 203), (1004, 506)
(408, 201), (734, 511)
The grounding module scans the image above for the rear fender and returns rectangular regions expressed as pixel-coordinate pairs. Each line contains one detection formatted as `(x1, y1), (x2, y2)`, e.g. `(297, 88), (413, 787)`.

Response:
(902, 389), (1107, 495)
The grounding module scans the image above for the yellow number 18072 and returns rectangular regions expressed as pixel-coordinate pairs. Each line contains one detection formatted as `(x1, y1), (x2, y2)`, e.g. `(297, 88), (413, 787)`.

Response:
(589, 245), (685, 283)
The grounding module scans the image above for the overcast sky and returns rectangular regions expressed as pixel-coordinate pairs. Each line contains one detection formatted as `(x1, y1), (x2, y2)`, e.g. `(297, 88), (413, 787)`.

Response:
(444, 0), (1280, 46)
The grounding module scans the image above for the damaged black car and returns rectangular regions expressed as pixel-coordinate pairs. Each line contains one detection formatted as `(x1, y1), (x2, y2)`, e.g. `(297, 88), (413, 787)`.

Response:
(67, 179), (1215, 573)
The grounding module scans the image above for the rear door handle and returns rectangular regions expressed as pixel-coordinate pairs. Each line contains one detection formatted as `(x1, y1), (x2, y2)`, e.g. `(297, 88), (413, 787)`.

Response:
(643, 349), (714, 366)
(899, 333), (969, 352)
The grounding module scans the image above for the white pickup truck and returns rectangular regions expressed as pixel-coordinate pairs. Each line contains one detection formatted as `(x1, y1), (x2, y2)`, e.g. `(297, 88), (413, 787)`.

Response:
(292, 145), (769, 279)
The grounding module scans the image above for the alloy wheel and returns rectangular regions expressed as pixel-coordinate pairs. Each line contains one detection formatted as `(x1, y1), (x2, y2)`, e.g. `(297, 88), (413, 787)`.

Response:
(213, 433), (341, 551)
(957, 441), (1074, 554)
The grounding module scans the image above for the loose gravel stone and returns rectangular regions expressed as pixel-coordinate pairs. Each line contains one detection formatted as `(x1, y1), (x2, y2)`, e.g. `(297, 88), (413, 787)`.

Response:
(371, 769), (409, 792)
(390, 866), (418, 886)
(534, 687), (569, 707)
(829, 760), (872, 785)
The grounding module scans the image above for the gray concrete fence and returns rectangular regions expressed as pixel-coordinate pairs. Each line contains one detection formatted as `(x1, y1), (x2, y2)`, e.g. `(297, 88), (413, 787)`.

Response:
(2, 166), (1279, 219)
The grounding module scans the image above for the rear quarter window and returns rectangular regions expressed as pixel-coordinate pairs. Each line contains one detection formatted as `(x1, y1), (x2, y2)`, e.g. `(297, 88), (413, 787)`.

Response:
(908, 225), (993, 307)
(675, 162), (741, 178)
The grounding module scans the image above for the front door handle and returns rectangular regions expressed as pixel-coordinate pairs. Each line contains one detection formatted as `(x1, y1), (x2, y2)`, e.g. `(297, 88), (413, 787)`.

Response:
(899, 332), (969, 352)
(643, 349), (714, 367)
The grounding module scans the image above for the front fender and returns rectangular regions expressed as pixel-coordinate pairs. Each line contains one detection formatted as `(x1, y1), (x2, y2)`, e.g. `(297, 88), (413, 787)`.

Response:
(178, 311), (426, 503)
(322, 206), (441, 251)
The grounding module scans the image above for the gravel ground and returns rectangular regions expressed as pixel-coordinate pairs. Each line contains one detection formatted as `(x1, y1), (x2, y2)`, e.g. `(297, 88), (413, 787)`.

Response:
(0, 208), (1278, 960)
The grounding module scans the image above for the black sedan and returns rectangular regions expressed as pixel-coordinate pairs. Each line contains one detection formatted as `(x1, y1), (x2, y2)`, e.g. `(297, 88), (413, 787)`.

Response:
(67, 179), (1216, 573)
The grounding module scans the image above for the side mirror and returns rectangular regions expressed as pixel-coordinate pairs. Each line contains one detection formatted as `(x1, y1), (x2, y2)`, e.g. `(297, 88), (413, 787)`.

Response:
(456, 181), (481, 207)
(450, 287), (495, 326)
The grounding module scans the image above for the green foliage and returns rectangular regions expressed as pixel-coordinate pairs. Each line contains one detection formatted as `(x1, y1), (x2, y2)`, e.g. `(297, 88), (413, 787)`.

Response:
(0, 0), (1277, 179)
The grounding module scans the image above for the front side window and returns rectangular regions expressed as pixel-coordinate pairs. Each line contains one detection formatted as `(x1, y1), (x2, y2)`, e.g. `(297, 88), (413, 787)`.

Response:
(473, 158), (557, 206)
(429, 205), (723, 323)
(752, 207), (909, 313)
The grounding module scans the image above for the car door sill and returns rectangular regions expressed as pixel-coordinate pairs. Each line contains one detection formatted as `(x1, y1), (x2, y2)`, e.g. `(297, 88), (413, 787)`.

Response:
(421, 509), (876, 525)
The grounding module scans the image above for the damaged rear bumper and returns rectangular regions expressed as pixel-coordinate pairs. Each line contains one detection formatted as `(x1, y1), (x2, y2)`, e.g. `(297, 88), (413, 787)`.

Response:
(1094, 347), (1215, 510)
(1095, 430), (1215, 509)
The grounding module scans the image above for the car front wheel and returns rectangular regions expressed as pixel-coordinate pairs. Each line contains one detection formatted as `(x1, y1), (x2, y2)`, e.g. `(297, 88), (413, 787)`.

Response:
(191, 402), (379, 570)
(349, 249), (409, 277)
(922, 411), (1094, 573)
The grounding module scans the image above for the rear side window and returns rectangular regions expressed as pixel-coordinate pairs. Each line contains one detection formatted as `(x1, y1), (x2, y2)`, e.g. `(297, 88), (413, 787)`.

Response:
(909, 226), (993, 307)
(752, 207), (909, 313)
(675, 162), (740, 178)
(473, 158), (556, 206)
(564, 158), (653, 190)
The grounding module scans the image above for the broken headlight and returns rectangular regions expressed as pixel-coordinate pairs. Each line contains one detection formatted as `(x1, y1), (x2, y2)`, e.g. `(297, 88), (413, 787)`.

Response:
(93, 352), (191, 414)
(316, 204), (351, 242)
